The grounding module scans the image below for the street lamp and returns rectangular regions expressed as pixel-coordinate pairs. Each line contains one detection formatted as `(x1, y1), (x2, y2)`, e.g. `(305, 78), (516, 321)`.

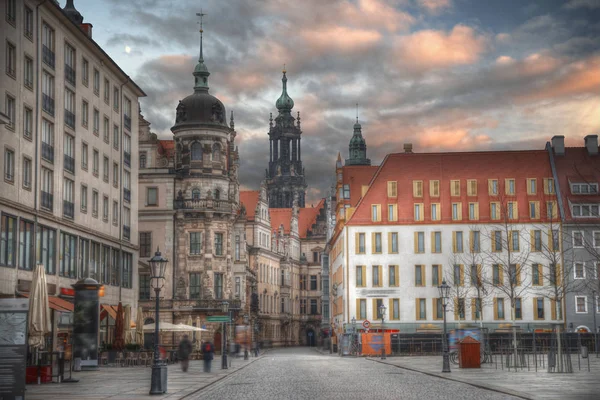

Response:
(593, 290), (598, 357)
(221, 301), (229, 369)
(149, 248), (168, 395)
(379, 304), (386, 360)
(351, 317), (356, 356)
(243, 314), (249, 360)
(438, 279), (451, 373)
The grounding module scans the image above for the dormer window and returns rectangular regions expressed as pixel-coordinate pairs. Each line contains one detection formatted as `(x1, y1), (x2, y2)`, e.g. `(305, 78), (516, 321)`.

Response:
(572, 204), (600, 217)
(571, 183), (598, 194)
(191, 142), (202, 161)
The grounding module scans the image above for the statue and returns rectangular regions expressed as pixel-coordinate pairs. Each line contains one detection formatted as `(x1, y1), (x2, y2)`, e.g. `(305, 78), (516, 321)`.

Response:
(211, 102), (224, 123)
(175, 101), (187, 123)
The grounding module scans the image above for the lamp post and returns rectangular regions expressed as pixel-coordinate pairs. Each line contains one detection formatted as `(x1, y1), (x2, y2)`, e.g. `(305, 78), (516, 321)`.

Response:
(351, 317), (356, 356)
(438, 279), (451, 373)
(593, 290), (598, 357)
(221, 301), (229, 369)
(243, 314), (249, 360)
(379, 304), (386, 360)
(149, 248), (168, 395)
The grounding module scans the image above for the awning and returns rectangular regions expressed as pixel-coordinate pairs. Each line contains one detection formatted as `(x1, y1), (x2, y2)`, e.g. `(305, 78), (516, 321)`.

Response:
(101, 304), (135, 327)
(20, 293), (74, 312)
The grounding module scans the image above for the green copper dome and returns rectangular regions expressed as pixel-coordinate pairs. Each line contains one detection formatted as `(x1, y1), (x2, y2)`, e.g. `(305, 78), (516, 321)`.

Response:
(276, 71), (294, 113)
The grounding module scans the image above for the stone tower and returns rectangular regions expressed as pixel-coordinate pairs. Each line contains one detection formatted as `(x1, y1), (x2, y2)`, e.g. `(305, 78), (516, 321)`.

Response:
(266, 70), (307, 208)
(345, 116), (371, 166)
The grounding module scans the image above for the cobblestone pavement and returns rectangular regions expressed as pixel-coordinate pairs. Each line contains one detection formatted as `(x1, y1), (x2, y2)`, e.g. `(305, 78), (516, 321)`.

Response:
(189, 347), (521, 400)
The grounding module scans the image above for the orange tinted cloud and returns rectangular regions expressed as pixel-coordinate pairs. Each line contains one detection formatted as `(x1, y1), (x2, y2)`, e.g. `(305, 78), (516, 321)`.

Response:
(394, 25), (488, 70)
(418, 0), (452, 13)
(301, 26), (382, 54)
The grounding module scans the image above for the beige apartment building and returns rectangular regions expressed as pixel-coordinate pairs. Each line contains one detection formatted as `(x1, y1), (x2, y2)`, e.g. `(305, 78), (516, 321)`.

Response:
(0, 0), (144, 348)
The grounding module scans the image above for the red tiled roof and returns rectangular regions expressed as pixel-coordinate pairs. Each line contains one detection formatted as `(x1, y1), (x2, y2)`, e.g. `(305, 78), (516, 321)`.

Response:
(270, 208), (292, 234)
(158, 140), (175, 157)
(240, 191), (260, 220)
(298, 199), (325, 238)
(553, 147), (600, 222)
(348, 150), (555, 225)
(342, 166), (379, 207)
(20, 293), (74, 312)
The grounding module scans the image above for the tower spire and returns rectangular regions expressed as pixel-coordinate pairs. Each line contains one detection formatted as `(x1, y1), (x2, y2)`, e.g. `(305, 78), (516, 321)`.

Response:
(193, 11), (210, 92)
(356, 103), (359, 123)
(197, 10), (205, 62)
(275, 67), (294, 114)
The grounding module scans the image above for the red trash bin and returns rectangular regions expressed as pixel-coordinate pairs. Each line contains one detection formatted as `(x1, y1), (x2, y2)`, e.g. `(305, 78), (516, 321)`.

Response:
(459, 336), (481, 368)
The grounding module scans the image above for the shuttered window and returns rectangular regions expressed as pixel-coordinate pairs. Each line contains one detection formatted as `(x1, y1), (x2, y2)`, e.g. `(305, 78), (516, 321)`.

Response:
(467, 179), (477, 196)
(430, 180), (440, 197)
(388, 265), (399, 287)
(413, 180), (423, 197)
(387, 181), (397, 197)
(452, 202), (462, 221)
(356, 233), (366, 254)
(416, 298), (427, 320)
(450, 180), (460, 196)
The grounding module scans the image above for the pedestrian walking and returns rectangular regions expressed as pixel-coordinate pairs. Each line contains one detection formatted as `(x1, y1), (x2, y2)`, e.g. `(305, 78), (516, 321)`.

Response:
(178, 335), (193, 372)
(202, 341), (215, 372)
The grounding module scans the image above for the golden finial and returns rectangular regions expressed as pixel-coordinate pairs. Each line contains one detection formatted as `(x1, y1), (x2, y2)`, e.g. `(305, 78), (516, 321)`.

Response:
(283, 63), (286, 74)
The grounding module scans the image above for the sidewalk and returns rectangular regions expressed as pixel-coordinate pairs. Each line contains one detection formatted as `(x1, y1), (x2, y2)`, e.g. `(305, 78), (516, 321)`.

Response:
(366, 354), (600, 400)
(25, 354), (264, 400)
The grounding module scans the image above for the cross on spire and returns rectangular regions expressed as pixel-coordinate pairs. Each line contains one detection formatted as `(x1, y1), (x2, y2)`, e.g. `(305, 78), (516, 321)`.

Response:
(196, 10), (206, 62)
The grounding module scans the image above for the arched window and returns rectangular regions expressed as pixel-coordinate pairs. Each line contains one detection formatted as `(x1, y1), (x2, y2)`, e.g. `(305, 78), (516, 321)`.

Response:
(191, 142), (202, 161)
(192, 189), (201, 200)
(139, 153), (147, 169)
(214, 189), (220, 200)
(212, 143), (220, 162)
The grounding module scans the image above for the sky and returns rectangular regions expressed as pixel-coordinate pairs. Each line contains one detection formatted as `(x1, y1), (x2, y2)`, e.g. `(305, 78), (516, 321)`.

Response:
(66, 0), (600, 205)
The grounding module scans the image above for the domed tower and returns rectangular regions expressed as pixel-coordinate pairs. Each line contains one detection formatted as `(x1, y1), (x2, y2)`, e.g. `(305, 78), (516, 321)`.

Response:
(170, 19), (240, 301)
(345, 110), (371, 166)
(266, 70), (307, 208)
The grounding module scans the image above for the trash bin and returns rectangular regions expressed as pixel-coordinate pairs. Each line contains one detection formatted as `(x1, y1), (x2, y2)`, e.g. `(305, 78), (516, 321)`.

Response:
(459, 336), (481, 368)
(73, 357), (82, 372)
(581, 346), (588, 359)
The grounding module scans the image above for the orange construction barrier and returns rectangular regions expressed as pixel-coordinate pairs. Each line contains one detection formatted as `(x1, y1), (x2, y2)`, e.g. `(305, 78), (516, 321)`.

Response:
(361, 333), (391, 356)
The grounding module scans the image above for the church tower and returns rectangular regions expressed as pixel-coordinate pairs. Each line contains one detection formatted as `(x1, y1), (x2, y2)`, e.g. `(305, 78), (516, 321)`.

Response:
(345, 113), (371, 166)
(266, 70), (307, 208)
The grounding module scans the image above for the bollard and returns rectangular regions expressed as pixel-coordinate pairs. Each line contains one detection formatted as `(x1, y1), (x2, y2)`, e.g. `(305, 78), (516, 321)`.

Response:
(381, 347), (386, 360)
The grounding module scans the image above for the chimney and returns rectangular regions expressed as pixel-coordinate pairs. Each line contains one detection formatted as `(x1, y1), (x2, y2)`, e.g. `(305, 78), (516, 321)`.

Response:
(551, 135), (565, 156)
(585, 135), (598, 156)
(80, 23), (93, 38)
(403, 143), (413, 153)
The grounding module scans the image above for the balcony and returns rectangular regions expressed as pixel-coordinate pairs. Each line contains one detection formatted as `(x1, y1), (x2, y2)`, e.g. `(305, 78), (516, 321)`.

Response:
(123, 188), (131, 203)
(174, 198), (236, 214)
(42, 94), (54, 116)
(63, 200), (74, 218)
(124, 151), (131, 167)
(124, 114), (131, 132)
(65, 65), (76, 86)
(42, 45), (55, 69)
(64, 154), (74, 173)
(123, 225), (130, 241)
(41, 191), (53, 210)
(64, 109), (75, 129)
(42, 142), (54, 163)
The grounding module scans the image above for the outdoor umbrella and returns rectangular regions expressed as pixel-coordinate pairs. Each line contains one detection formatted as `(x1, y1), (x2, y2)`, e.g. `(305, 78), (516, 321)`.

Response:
(28, 264), (51, 349)
(113, 302), (125, 351)
(195, 316), (202, 350)
(142, 322), (206, 332)
(124, 305), (132, 344)
(135, 307), (144, 347)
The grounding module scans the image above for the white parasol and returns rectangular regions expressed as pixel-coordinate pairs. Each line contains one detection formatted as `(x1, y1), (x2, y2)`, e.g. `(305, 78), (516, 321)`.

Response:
(28, 264), (51, 349)
(143, 322), (207, 332)
(124, 305), (133, 344)
(135, 306), (144, 347)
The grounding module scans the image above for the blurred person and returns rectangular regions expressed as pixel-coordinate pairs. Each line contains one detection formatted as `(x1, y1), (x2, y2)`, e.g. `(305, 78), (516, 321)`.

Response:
(178, 335), (193, 372)
(202, 340), (215, 372)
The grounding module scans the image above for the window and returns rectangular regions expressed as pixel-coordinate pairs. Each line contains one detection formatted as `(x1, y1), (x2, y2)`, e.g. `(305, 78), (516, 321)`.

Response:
(508, 263), (520, 286)
(573, 231), (584, 247)
(434, 298), (443, 320)
(450, 180), (460, 196)
(453, 231), (463, 253)
(372, 232), (382, 253)
(494, 298), (505, 319)
(388, 204), (397, 221)
(490, 202), (500, 220)
(492, 231), (502, 252)
(63, 179), (74, 218)
(551, 229), (560, 251)
(235, 235), (241, 261)
(189, 273), (201, 299)
(64, 43), (75, 85)
(356, 265), (366, 287)
(575, 296), (587, 313)
(371, 204), (381, 222)
(470, 264), (480, 286)
(0, 214), (17, 266)
(470, 231), (480, 253)
(24, 6), (33, 38)
(413, 180), (423, 197)
(122, 252), (133, 289)
(212, 143), (221, 162)
(572, 204), (600, 218)
(455, 298), (466, 320)
(113, 125), (119, 150)
(113, 86), (119, 111)
(139, 275), (150, 300)
(356, 232), (365, 254)
(390, 298), (400, 320)
(414, 203), (424, 221)
(37, 225), (56, 274)
(103, 156), (109, 182)
(509, 230), (520, 252)
(41, 168), (53, 209)
(526, 178), (536, 195)
(547, 201), (557, 219)
(468, 202), (479, 220)
(415, 231), (425, 253)
(507, 201), (518, 220)
(146, 187), (158, 206)
(214, 233), (223, 255)
(103, 116), (109, 143)
(529, 201), (540, 219)
(310, 275), (318, 290)
(343, 184), (350, 199)
(515, 298), (522, 320)
(430, 180), (440, 197)
(534, 298), (545, 320)
(544, 178), (555, 194)
(574, 263), (585, 279)
(24, 55), (33, 89)
(6, 40), (16, 78)
(466, 179), (477, 196)
(93, 108), (99, 134)
(18, 219), (34, 270)
(432, 265), (441, 286)
(357, 299), (366, 319)
(42, 71), (54, 116)
(531, 230), (542, 251)
(103, 195), (109, 221)
(21, 107), (32, 140)
(532, 264), (543, 286)
(452, 202), (462, 221)
(492, 264), (502, 285)
(112, 201), (118, 225)
(453, 264), (464, 286)
(22, 157), (31, 189)
(387, 181), (397, 197)
(191, 142), (202, 161)
(389, 232), (398, 253)
(4, 148), (15, 183)
(189, 232), (202, 255)
(80, 143), (88, 170)
(431, 203), (440, 221)
(82, 57), (89, 86)
(488, 179), (498, 195)
(92, 149), (99, 176)
(6, 0), (15, 24)
(372, 266), (381, 287)
(415, 265), (424, 286)
(416, 298), (427, 320)
(140, 153), (147, 169)
(64, 134), (74, 173)
(64, 91), (75, 126)
(42, 23), (55, 68)
(214, 273), (223, 299)
(571, 182), (598, 194)
(80, 185), (87, 212)
(506, 178), (515, 195)
(104, 78), (110, 104)
(5, 94), (15, 129)
(432, 231), (442, 253)
(82, 100), (88, 127)
(93, 68), (100, 95)
(59, 232), (77, 277)
(389, 265), (399, 287)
